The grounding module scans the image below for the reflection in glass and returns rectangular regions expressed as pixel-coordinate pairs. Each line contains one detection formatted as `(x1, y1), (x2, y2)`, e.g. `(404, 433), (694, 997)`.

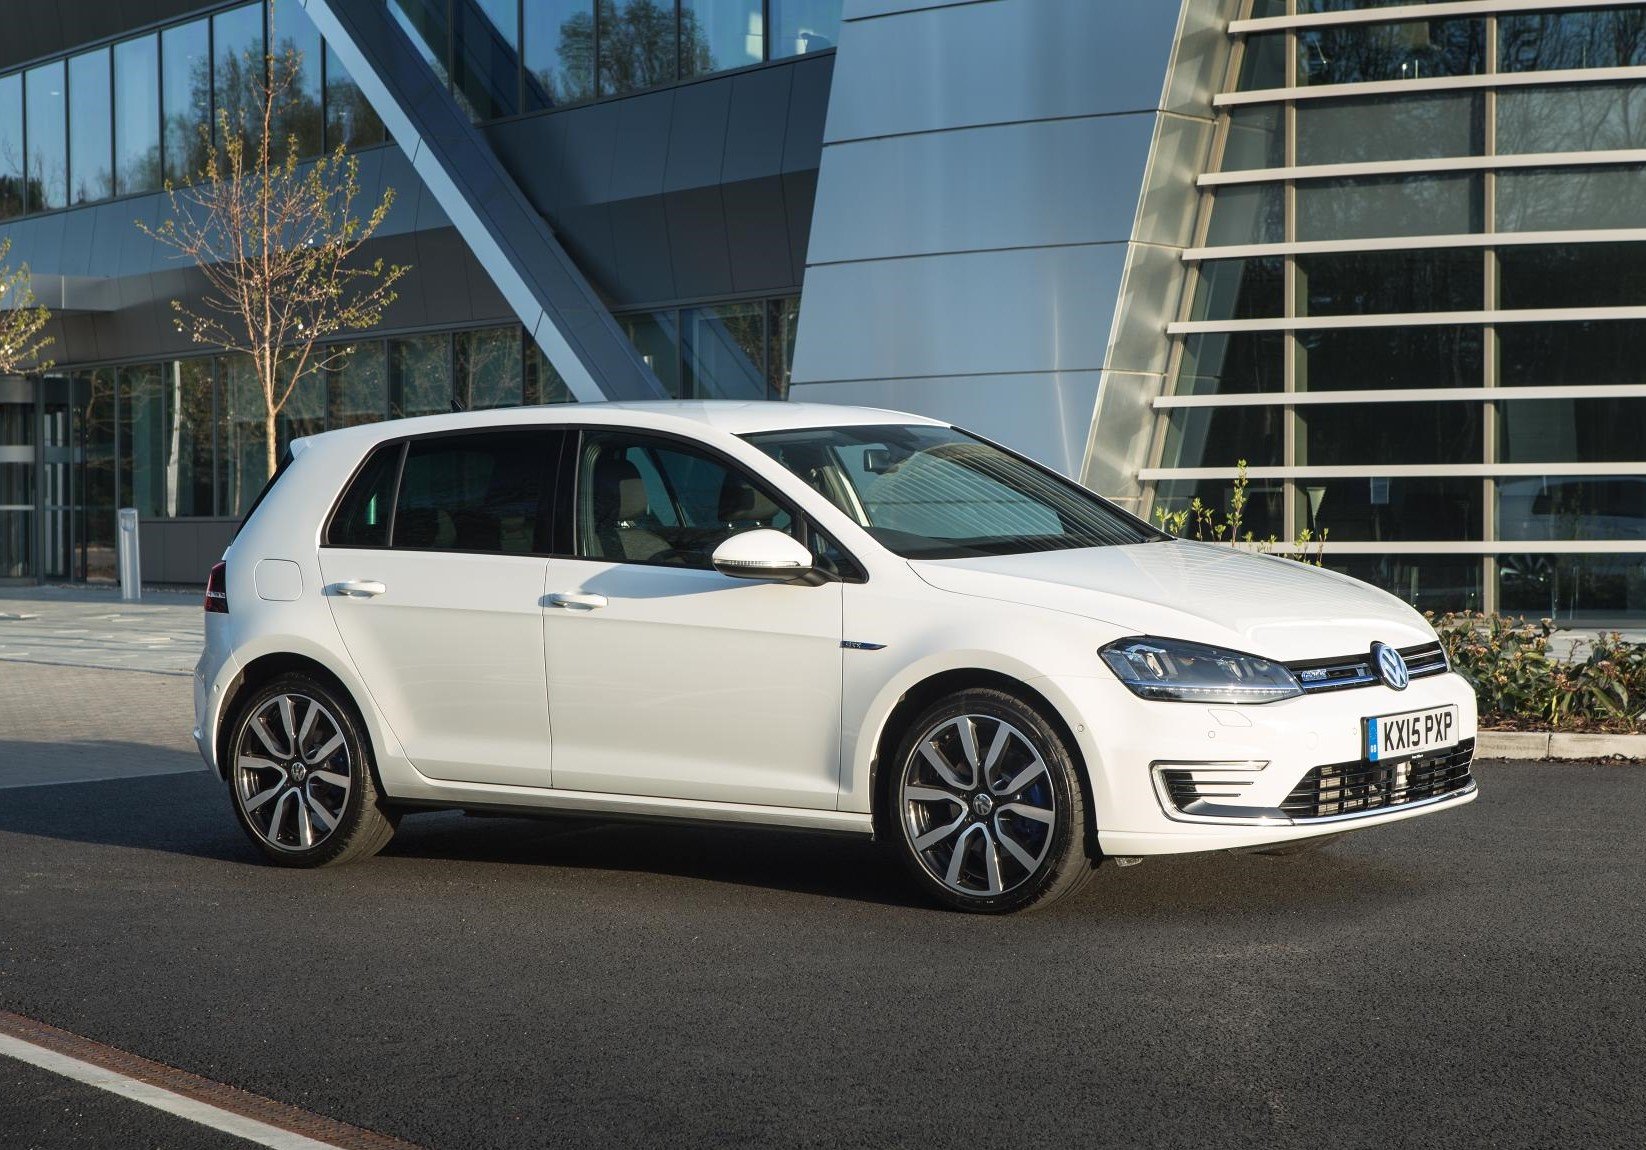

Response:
(26, 62), (66, 211)
(1237, 32), (1288, 90)
(1498, 165), (1646, 231)
(1326, 554), (1481, 613)
(1297, 327), (1482, 391)
(683, 0), (762, 78)
(1297, 92), (1482, 165)
(1296, 174), (1482, 241)
(389, 0), (452, 91)
(390, 334), (453, 419)
(1205, 183), (1284, 246)
(1500, 553), (1646, 623)
(114, 36), (161, 195)
(766, 296), (800, 398)
(216, 357), (265, 516)
(1300, 401), (1481, 465)
(1161, 406), (1285, 469)
(525, 340), (573, 405)
(1304, 477), (1481, 541)
(1220, 104), (1283, 171)
(1500, 243), (1646, 309)
(1500, 320), (1646, 387)
(1155, 478), (1283, 541)
(328, 343), (389, 428)
(1499, 398), (1646, 463)
(0, 74), (22, 218)
(770, 0), (842, 58)
(456, 326), (524, 409)
(1497, 477), (1646, 541)
(599, 0), (678, 97)
(1177, 332), (1286, 396)
(1299, 250), (1483, 315)
(453, 0), (520, 120)
(68, 49), (113, 203)
(1500, 8), (1646, 72)
(1191, 258), (1284, 321)
(621, 312), (682, 396)
(523, 0), (595, 107)
(127, 360), (214, 519)
(1298, 19), (1484, 86)
(82, 369), (117, 582)
(162, 19), (210, 184)
(1499, 83), (1646, 154)
(213, 4), (265, 154)
(270, 1), (324, 157)
(325, 44), (385, 151)
(683, 302), (765, 399)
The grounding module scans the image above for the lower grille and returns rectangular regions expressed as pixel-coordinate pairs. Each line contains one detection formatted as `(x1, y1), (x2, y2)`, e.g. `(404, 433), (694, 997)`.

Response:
(1281, 739), (1476, 820)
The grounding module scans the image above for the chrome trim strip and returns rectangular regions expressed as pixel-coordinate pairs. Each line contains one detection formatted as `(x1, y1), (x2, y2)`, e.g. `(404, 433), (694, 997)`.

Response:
(1150, 761), (1475, 827)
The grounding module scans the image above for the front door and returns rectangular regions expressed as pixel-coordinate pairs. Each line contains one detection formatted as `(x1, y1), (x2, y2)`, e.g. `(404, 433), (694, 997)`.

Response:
(543, 430), (843, 810)
(320, 428), (562, 787)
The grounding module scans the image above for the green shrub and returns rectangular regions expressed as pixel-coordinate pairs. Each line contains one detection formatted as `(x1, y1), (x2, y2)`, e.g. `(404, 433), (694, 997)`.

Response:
(1429, 612), (1646, 732)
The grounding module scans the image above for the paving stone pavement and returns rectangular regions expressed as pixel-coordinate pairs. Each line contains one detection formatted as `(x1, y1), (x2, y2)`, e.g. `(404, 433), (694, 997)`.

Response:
(0, 586), (202, 676)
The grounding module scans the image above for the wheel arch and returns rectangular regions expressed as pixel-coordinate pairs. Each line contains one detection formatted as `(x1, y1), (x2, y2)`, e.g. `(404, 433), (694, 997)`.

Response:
(215, 651), (379, 789)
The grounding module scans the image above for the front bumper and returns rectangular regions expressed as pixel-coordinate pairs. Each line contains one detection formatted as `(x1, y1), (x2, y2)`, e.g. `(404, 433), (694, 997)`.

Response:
(1038, 670), (1480, 856)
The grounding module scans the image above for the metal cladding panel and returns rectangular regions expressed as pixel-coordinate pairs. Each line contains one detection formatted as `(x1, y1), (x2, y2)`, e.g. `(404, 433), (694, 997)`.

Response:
(807, 113), (1156, 266)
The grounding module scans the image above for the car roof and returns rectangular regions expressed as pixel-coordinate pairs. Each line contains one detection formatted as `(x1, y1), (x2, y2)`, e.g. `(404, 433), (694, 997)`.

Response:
(296, 400), (947, 454)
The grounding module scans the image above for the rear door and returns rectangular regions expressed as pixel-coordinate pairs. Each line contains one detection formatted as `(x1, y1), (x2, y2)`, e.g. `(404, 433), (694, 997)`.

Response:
(320, 428), (566, 787)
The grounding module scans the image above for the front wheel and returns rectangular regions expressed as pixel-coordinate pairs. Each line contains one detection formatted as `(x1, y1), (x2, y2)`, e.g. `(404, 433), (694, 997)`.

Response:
(227, 673), (398, 867)
(886, 688), (1094, 913)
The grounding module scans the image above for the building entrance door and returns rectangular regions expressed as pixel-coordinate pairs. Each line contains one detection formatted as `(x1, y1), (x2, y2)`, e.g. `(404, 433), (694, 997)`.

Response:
(0, 377), (34, 580)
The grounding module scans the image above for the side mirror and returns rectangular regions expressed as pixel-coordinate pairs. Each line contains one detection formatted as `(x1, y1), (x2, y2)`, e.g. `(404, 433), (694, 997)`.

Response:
(712, 529), (816, 583)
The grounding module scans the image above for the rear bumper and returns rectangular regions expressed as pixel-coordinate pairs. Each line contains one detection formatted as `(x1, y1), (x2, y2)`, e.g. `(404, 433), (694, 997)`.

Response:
(192, 617), (240, 777)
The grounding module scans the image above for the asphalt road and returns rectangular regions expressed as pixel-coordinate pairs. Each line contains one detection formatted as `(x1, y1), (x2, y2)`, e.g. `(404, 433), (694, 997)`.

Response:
(1, 669), (1643, 1148)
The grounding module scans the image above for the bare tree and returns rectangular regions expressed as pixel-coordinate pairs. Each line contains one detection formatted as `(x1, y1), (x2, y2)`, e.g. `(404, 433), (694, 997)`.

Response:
(0, 238), (53, 375)
(141, 15), (408, 478)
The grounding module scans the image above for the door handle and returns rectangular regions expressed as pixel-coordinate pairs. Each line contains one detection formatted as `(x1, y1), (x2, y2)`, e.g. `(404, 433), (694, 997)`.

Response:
(334, 580), (387, 599)
(546, 592), (608, 611)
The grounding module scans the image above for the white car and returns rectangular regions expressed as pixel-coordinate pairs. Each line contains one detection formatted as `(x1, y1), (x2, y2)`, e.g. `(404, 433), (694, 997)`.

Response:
(194, 402), (1478, 913)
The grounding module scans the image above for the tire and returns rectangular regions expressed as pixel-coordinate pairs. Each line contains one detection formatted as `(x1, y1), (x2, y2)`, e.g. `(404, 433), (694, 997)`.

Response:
(882, 688), (1095, 914)
(226, 672), (398, 868)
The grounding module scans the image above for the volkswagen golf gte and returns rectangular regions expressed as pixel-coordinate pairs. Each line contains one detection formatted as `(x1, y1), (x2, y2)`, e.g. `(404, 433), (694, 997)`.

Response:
(194, 402), (1479, 913)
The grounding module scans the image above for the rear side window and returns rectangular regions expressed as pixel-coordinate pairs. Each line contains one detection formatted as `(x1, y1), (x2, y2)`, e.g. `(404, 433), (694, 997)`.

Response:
(392, 431), (558, 555)
(327, 444), (402, 548)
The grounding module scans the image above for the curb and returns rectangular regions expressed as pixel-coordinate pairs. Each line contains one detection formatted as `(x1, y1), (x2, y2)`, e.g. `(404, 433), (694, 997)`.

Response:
(1476, 731), (1646, 761)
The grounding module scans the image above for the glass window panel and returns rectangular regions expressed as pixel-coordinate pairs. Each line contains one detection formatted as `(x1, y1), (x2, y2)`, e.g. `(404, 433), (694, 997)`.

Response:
(68, 48), (113, 204)
(1326, 554), (1482, 614)
(453, 0), (520, 120)
(26, 61), (67, 212)
(0, 73), (22, 219)
(682, 0), (763, 78)
(328, 343), (388, 428)
(524, 340), (573, 405)
(1298, 250), (1483, 316)
(82, 369), (117, 582)
(216, 355), (316, 516)
(1153, 478), (1284, 542)
(1498, 477), (1646, 541)
(1498, 165), (1646, 231)
(127, 360), (214, 519)
(270, 1), (323, 157)
(324, 44), (386, 150)
(1298, 19), (1485, 86)
(1237, 33), (1288, 90)
(770, 0), (841, 58)
(1300, 401), (1481, 465)
(523, 0), (596, 107)
(1301, 1), (1457, 11)
(389, 0), (451, 89)
(1160, 406), (1286, 469)
(683, 302), (766, 399)
(390, 334), (452, 419)
(1177, 331), (1286, 395)
(0, 402), (34, 446)
(766, 296), (800, 399)
(214, 3), (265, 154)
(1303, 477), (1482, 541)
(621, 311), (682, 396)
(114, 36), (161, 195)
(1500, 243), (1646, 309)
(394, 431), (550, 555)
(1297, 92), (1482, 165)
(1500, 8), (1646, 72)
(1250, 0), (1287, 15)
(0, 508), (29, 577)
(599, 0), (678, 97)
(1500, 553), (1646, 624)
(1296, 174), (1482, 241)
(1297, 327), (1483, 391)
(1499, 320), (1646, 387)
(455, 326), (524, 410)
(1499, 397), (1646, 463)
(1204, 183), (1284, 246)
(1220, 104), (1284, 171)
(1190, 258), (1284, 321)
(0, 462), (31, 503)
(328, 443), (400, 547)
(162, 19), (210, 184)
(1498, 83), (1646, 154)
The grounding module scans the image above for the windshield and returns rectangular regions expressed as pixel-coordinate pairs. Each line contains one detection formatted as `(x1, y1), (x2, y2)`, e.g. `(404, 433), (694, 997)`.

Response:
(743, 424), (1162, 559)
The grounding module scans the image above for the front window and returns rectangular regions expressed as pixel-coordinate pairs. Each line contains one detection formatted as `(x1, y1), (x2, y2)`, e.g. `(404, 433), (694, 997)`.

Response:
(745, 424), (1160, 560)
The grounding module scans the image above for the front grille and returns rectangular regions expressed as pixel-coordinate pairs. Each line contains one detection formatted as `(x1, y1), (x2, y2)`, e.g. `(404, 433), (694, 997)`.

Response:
(1288, 641), (1449, 694)
(1281, 739), (1475, 820)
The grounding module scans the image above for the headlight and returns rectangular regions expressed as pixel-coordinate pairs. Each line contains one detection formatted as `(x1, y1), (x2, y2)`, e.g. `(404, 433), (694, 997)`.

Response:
(1099, 636), (1302, 704)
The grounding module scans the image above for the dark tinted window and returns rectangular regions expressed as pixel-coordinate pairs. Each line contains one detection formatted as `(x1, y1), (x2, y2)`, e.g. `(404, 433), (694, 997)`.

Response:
(327, 443), (402, 548)
(393, 432), (557, 554)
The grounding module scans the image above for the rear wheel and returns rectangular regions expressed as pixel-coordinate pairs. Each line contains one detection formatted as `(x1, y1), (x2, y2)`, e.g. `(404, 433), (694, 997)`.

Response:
(886, 688), (1094, 913)
(227, 673), (397, 867)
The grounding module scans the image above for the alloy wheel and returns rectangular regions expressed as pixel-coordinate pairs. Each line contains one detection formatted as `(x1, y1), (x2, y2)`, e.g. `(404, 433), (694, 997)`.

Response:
(233, 693), (354, 853)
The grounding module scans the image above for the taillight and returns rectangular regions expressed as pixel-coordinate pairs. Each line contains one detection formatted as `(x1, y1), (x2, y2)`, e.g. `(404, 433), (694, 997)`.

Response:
(205, 561), (229, 613)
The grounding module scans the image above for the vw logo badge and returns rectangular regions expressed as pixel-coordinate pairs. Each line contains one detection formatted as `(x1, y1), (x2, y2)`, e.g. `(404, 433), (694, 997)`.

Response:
(1373, 642), (1410, 691)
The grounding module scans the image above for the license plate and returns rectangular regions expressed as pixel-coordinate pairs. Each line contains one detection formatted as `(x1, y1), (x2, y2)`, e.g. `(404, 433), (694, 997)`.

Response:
(1365, 705), (1459, 763)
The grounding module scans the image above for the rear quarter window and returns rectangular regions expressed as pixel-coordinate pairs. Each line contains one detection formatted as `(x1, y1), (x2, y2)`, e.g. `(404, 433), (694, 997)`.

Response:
(327, 443), (403, 548)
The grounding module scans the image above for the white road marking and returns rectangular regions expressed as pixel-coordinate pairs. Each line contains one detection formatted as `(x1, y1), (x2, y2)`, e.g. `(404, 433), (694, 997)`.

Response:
(0, 1032), (342, 1150)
